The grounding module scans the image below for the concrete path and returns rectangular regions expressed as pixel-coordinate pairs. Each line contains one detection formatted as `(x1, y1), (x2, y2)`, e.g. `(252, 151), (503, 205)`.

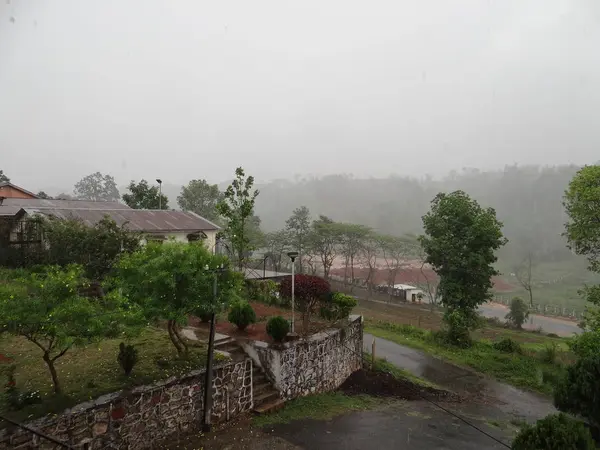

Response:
(364, 333), (556, 423)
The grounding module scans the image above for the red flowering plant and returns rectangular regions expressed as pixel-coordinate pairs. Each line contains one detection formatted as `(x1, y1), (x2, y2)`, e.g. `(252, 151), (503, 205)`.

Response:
(279, 275), (331, 333)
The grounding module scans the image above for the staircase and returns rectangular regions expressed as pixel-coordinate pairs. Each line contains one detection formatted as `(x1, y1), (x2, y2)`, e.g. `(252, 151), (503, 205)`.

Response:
(214, 336), (285, 414)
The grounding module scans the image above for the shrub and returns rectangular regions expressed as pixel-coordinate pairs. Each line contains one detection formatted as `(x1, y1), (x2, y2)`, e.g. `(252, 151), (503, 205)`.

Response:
(279, 275), (331, 332)
(511, 413), (594, 450)
(554, 355), (600, 428)
(118, 343), (138, 376)
(569, 331), (600, 359)
(547, 333), (560, 338)
(443, 311), (472, 348)
(540, 343), (558, 364)
(320, 292), (357, 321)
(492, 338), (522, 354)
(505, 297), (529, 329)
(267, 316), (290, 342)
(228, 301), (257, 331)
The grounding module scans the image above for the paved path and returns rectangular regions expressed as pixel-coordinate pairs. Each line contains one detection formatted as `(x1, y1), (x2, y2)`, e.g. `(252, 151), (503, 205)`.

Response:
(364, 333), (556, 423)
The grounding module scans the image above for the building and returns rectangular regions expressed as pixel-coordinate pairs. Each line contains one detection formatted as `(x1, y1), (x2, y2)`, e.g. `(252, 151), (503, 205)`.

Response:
(0, 182), (38, 200)
(392, 283), (424, 302)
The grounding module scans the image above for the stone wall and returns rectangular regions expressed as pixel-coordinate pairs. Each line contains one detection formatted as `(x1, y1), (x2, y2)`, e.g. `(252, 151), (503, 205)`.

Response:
(0, 359), (253, 450)
(242, 315), (363, 400)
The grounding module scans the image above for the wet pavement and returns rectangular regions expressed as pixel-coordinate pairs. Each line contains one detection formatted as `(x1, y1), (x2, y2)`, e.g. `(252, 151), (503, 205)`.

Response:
(364, 333), (556, 423)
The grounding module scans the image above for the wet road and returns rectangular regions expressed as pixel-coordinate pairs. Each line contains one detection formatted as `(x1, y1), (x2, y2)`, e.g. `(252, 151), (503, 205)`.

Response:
(364, 333), (556, 423)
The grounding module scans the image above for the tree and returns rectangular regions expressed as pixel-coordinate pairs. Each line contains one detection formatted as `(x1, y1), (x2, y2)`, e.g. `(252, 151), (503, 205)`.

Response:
(379, 234), (418, 301)
(122, 179), (168, 209)
(55, 193), (75, 200)
(177, 179), (223, 222)
(360, 234), (381, 296)
(113, 242), (242, 356)
(0, 170), (9, 183)
(263, 230), (290, 272)
(505, 296), (529, 329)
(36, 191), (51, 199)
(0, 265), (143, 393)
(279, 274), (331, 333)
(285, 206), (311, 273)
(514, 251), (535, 307)
(74, 172), (120, 202)
(216, 167), (260, 271)
(420, 191), (507, 345)
(512, 414), (594, 450)
(308, 216), (340, 280)
(338, 223), (371, 290)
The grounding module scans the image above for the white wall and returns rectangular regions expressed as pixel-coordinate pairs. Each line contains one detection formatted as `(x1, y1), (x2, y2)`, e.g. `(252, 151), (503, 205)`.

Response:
(141, 230), (217, 252)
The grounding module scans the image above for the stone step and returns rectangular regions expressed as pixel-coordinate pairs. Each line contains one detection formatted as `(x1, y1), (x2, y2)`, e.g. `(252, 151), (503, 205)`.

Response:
(253, 380), (272, 394)
(214, 335), (234, 346)
(254, 389), (280, 406)
(253, 398), (286, 415)
(217, 343), (243, 353)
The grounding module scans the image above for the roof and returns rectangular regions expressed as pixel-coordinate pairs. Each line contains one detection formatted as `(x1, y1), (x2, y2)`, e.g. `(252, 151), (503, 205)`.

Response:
(0, 182), (38, 198)
(1, 198), (130, 210)
(25, 208), (220, 233)
(392, 284), (418, 290)
(0, 206), (25, 216)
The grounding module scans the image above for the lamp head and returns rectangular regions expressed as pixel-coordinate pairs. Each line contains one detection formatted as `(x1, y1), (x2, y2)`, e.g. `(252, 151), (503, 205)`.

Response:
(287, 251), (299, 261)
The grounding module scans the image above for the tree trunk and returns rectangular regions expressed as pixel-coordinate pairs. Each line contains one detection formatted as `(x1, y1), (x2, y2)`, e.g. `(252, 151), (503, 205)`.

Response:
(528, 289), (533, 308)
(43, 352), (61, 394)
(350, 255), (355, 293)
(173, 324), (189, 356)
(302, 311), (310, 334)
(167, 320), (184, 356)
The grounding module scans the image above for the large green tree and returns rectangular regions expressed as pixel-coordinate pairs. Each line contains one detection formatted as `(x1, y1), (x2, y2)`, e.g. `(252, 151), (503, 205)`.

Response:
(73, 172), (120, 201)
(122, 179), (168, 209)
(216, 167), (260, 271)
(0, 170), (9, 183)
(308, 216), (341, 281)
(0, 265), (143, 393)
(177, 179), (223, 222)
(420, 191), (506, 345)
(113, 242), (242, 356)
(285, 206), (311, 273)
(338, 223), (371, 288)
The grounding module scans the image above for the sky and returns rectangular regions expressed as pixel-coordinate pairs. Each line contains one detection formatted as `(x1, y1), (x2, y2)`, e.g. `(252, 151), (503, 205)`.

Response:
(1, 0), (599, 194)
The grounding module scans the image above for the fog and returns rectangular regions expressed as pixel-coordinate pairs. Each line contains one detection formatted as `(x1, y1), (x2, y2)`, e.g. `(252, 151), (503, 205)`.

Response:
(1, 0), (600, 192)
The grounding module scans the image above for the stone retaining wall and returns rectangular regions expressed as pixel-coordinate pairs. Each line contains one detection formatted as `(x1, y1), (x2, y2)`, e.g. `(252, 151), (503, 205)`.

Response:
(0, 359), (253, 450)
(242, 315), (363, 399)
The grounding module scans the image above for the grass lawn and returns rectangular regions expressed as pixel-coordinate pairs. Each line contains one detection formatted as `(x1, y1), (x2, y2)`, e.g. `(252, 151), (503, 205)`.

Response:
(0, 327), (208, 422)
(365, 321), (569, 395)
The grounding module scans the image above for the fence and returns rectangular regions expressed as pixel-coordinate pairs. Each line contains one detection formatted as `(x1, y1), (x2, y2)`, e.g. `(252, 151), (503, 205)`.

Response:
(491, 295), (584, 320)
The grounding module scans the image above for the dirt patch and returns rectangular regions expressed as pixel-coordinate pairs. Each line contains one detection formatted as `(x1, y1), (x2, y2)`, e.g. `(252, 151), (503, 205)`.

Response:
(339, 369), (462, 403)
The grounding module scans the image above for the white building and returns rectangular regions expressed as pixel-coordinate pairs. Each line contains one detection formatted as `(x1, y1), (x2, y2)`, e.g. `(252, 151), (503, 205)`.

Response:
(392, 283), (424, 302)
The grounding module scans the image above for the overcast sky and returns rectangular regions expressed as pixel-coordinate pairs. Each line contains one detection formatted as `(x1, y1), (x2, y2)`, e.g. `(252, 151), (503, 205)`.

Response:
(1, 0), (599, 193)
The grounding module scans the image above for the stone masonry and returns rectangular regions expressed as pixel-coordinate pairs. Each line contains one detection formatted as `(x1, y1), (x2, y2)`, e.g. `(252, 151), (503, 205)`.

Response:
(242, 315), (363, 399)
(0, 359), (253, 450)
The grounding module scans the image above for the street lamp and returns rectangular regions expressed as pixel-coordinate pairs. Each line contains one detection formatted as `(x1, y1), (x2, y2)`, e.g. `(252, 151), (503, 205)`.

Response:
(156, 179), (163, 209)
(287, 251), (299, 334)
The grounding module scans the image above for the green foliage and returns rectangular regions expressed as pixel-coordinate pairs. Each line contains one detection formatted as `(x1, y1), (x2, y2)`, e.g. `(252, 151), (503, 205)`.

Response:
(308, 216), (341, 280)
(73, 171), (120, 201)
(246, 279), (279, 305)
(505, 297), (530, 329)
(266, 316), (290, 342)
(0, 169), (9, 183)
(540, 343), (558, 364)
(442, 310), (473, 348)
(216, 167), (260, 270)
(554, 355), (600, 427)
(112, 242), (242, 355)
(228, 301), (257, 331)
(263, 230), (290, 272)
(117, 343), (138, 376)
(280, 274), (331, 332)
(36, 191), (51, 199)
(177, 179), (223, 222)
(569, 331), (600, 359)
(420, 191), (507, 344)
(511, 413), (594, 450)
(492, 338), (522, 354)
(122, 179), (168, 209)
(320, 292), (357, 321)
(0, 265), (144, 393)
(285, 206), (311, 273)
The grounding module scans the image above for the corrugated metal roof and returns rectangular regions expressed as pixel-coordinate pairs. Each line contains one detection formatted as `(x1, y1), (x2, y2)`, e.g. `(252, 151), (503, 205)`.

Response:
(2, 198), (130, 210)
(27, 208), (219, 232)
(0, 206), (24, 216)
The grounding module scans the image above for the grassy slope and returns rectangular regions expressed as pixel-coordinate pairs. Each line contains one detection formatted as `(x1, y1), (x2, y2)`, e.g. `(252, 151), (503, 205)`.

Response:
(365, 322), (569, 395)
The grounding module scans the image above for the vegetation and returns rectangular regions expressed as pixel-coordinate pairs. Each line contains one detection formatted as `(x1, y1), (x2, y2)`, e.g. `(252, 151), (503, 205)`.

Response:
(320, 292), (357, 322)
(511, 413), (595, 450)
(420, 190), (507, 345)
(0, 265), (144, 393)
(117, 343), (138, 376)
(112, 242), (242, 356)
(0, 169), (9, 183)
(285, 206), (311, 273)
(266, 316), (290, 342)
(73, 171), (120, 201)
(227, 301), (257, 331)
(216, 167), (260, 270)
(492, 338), (522, 354)
(505, 297), (530, 329)
(122, 179), (169, 209)
(279, 274), (331, 332)
(177, 179), (223, 223)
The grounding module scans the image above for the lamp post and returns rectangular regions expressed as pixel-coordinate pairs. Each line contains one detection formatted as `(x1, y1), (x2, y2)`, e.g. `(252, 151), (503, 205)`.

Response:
(156, 178), (163, 209)
(287, 251), (299, 333)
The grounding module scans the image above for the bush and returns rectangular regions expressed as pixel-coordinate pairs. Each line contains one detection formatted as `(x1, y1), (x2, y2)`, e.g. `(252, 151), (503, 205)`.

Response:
(547, 333), (560, 338)
(540, 343), (558, 364)
(505, 297), (530, 329)
(267, 316), (290, 342)
(118, 343), (138, 376)
(511, 413), (594, 450)
(492, 338), (522, 354)
(554, 355), (600, 428)
(443, 311), (472, 348)
(320, 292), (357, 321)
(228, 301), (256, 331)
(569, 331), (600, 359)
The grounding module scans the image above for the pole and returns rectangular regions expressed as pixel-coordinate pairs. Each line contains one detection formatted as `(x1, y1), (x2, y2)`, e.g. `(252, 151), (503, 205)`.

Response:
(263, 256), (267, 279)
(158, 182), (162, 210)
(202, 273), (218, 432)
(291, 257), (295, 333)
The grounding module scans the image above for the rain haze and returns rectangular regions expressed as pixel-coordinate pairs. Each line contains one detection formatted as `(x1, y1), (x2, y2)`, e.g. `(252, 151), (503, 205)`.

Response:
(1, 0), (600, 192)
